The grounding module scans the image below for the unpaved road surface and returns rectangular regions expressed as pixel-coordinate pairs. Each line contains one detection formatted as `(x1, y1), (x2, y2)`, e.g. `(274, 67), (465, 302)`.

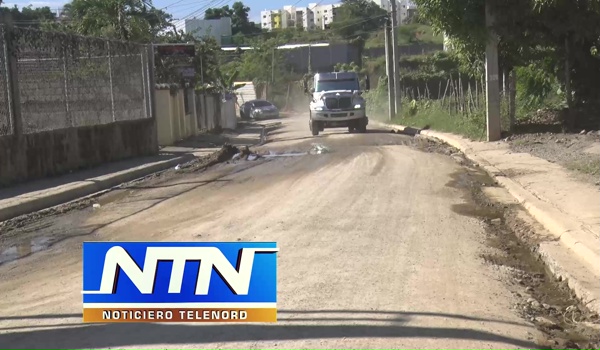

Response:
(0, 113), (587, 349)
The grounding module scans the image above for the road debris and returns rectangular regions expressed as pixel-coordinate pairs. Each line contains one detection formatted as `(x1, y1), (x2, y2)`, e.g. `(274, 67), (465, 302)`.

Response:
(309, 143), (330, 155)
(92, 203), (101, 209)
(234, 146), (261, 161)
(177, 144), (240, 171)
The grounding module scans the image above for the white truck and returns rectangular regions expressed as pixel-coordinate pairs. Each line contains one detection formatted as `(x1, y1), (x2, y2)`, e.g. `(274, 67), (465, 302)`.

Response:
(305, 72), (370, 136)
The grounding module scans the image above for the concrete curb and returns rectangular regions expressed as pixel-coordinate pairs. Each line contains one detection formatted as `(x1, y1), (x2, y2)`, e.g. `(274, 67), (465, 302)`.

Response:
(379, 121), (600, 311)
(0, 122), (276, 223)
(419, 129), (599, 276)
(0, 155), (188, 223)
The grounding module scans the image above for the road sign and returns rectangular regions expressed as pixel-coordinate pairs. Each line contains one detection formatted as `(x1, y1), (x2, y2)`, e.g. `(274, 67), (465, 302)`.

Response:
(177, 67), (196, 79)
(155, 44), (195, 58)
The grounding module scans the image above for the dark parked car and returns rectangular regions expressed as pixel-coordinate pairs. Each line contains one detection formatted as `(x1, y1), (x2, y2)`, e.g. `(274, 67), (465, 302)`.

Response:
(239, 99), (279, 120)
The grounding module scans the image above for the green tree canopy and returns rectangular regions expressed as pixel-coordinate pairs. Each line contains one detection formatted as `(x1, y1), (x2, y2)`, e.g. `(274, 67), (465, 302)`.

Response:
(330, 0), (388, 40)
(54, 0), (172, 42)
(0, 5), (56, 27)
(204, 1), (261, 36)
(415, 0), (600, 110)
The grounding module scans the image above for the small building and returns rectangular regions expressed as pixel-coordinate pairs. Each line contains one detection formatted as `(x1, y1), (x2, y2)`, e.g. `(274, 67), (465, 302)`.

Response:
(184, 17), (232, 46)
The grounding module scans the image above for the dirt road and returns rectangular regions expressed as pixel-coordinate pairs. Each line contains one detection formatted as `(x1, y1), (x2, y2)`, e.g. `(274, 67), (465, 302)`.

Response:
(0, 114), (546, 348)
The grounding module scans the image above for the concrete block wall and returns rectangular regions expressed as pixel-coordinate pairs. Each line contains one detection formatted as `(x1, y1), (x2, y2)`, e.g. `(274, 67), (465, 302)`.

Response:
(0, 117), (158, 187)
(155, 86), (198, 146)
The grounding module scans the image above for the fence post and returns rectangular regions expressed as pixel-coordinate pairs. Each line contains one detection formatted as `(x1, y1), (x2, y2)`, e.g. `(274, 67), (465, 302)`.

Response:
(140, 45), (148, 121)
(146, 44), (156, 120)
(62, 42), (72, 127)
(146, 44), (158, 152)
(2, 13), (22, 136)
(107, 41), (116, 122)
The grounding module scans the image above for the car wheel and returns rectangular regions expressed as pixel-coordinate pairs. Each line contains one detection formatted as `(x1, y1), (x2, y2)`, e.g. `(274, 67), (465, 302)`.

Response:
(348, 126), (355, 133)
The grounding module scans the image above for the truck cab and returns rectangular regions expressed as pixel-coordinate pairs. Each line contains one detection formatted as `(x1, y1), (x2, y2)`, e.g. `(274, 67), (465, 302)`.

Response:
(306, 72), (370, 136)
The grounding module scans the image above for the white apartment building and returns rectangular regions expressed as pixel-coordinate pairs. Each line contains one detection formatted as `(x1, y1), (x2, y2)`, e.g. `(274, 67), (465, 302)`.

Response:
(261, 3), (341, 31)
(260, 1), (416, 31)
(398, 0), (417, 23)
(370, 0), (417, 24)
(184, 17), (232, 46)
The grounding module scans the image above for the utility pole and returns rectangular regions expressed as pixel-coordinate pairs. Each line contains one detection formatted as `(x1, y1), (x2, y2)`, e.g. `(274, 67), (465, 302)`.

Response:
(389, 0), (402, 115)
(200, 54), (209, 129)
(271, 47), (275, 83)
(385, 19), (396, 121)
(484, 0), (501, 141)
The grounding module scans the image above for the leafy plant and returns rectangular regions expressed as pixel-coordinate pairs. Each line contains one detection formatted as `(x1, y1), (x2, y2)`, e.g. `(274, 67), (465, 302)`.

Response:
(215, 69), (246, 93)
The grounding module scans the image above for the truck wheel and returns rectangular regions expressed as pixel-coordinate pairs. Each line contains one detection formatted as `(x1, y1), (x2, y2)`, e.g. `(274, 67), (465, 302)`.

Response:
(357, 119), (367, 133)
(311, 120), (320, 136)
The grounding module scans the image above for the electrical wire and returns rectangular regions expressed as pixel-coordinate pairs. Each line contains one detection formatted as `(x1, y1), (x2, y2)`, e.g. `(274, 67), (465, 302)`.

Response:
(180, 0), (231, 21)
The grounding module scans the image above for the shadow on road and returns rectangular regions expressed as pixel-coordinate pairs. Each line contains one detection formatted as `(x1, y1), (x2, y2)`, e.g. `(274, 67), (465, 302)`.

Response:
(0, 154), (184, 201)
(0, 176), (235, 267)
(0, 310), (537, 349)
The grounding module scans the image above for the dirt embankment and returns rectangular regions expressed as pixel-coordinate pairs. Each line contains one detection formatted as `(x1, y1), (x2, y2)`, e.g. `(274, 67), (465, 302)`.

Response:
(507, 109), (600, 186)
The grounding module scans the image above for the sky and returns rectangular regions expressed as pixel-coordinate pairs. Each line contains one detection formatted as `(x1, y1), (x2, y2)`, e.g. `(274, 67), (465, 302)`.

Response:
(2, 0), (340, 23)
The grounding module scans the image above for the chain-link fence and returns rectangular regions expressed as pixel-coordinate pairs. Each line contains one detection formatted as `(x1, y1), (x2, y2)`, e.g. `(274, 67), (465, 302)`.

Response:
(3, 26), (151, 134)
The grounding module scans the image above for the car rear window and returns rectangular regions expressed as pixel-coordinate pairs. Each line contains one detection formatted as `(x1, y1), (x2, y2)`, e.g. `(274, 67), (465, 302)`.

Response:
(253, 101), (272, 107)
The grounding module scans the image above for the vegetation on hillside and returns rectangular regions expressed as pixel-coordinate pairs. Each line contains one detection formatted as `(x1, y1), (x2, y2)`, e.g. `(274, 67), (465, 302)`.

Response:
(413, 0), (600, 131)
(2, 0), (427, 93)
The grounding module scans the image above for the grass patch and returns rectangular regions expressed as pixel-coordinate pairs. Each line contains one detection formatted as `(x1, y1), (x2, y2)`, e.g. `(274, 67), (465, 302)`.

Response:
(394, 114), (486, 141)
(565, 159), (600, 176)
(365, 24), (444, 48)
(372, 99), (487, 141)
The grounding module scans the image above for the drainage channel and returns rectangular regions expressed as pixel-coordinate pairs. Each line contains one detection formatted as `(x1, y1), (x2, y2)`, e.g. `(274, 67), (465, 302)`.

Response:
(445, 154), (600, 350)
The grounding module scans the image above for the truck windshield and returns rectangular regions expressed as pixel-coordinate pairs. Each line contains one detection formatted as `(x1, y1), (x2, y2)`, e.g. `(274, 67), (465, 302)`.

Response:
(315, 78), (359, 92)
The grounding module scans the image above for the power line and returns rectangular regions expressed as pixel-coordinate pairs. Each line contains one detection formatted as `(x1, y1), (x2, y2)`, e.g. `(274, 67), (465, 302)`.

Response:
(180, 0), (231, 21)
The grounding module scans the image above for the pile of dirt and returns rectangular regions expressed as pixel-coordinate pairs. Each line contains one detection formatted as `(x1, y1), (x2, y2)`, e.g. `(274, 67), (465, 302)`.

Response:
(507, 132), (600, 186)
(518, 108), (564, 126)
(177, 144), (241, 171)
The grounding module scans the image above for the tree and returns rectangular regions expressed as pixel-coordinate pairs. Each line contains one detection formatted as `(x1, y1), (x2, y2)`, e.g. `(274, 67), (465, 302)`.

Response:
(0, 5), (56, 27)
(329, 0), (387, 68)
(414, 0), (600, 128)
(204, 5), (232, 19)
(55, 0), (171, 42)
(330, 0), (387, 40)
(204, 1), (261, 36)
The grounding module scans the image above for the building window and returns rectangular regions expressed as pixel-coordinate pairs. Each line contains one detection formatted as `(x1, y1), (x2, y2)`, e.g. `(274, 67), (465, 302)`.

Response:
(263, 15), (266, 18)
(324, 9), (327, 12)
